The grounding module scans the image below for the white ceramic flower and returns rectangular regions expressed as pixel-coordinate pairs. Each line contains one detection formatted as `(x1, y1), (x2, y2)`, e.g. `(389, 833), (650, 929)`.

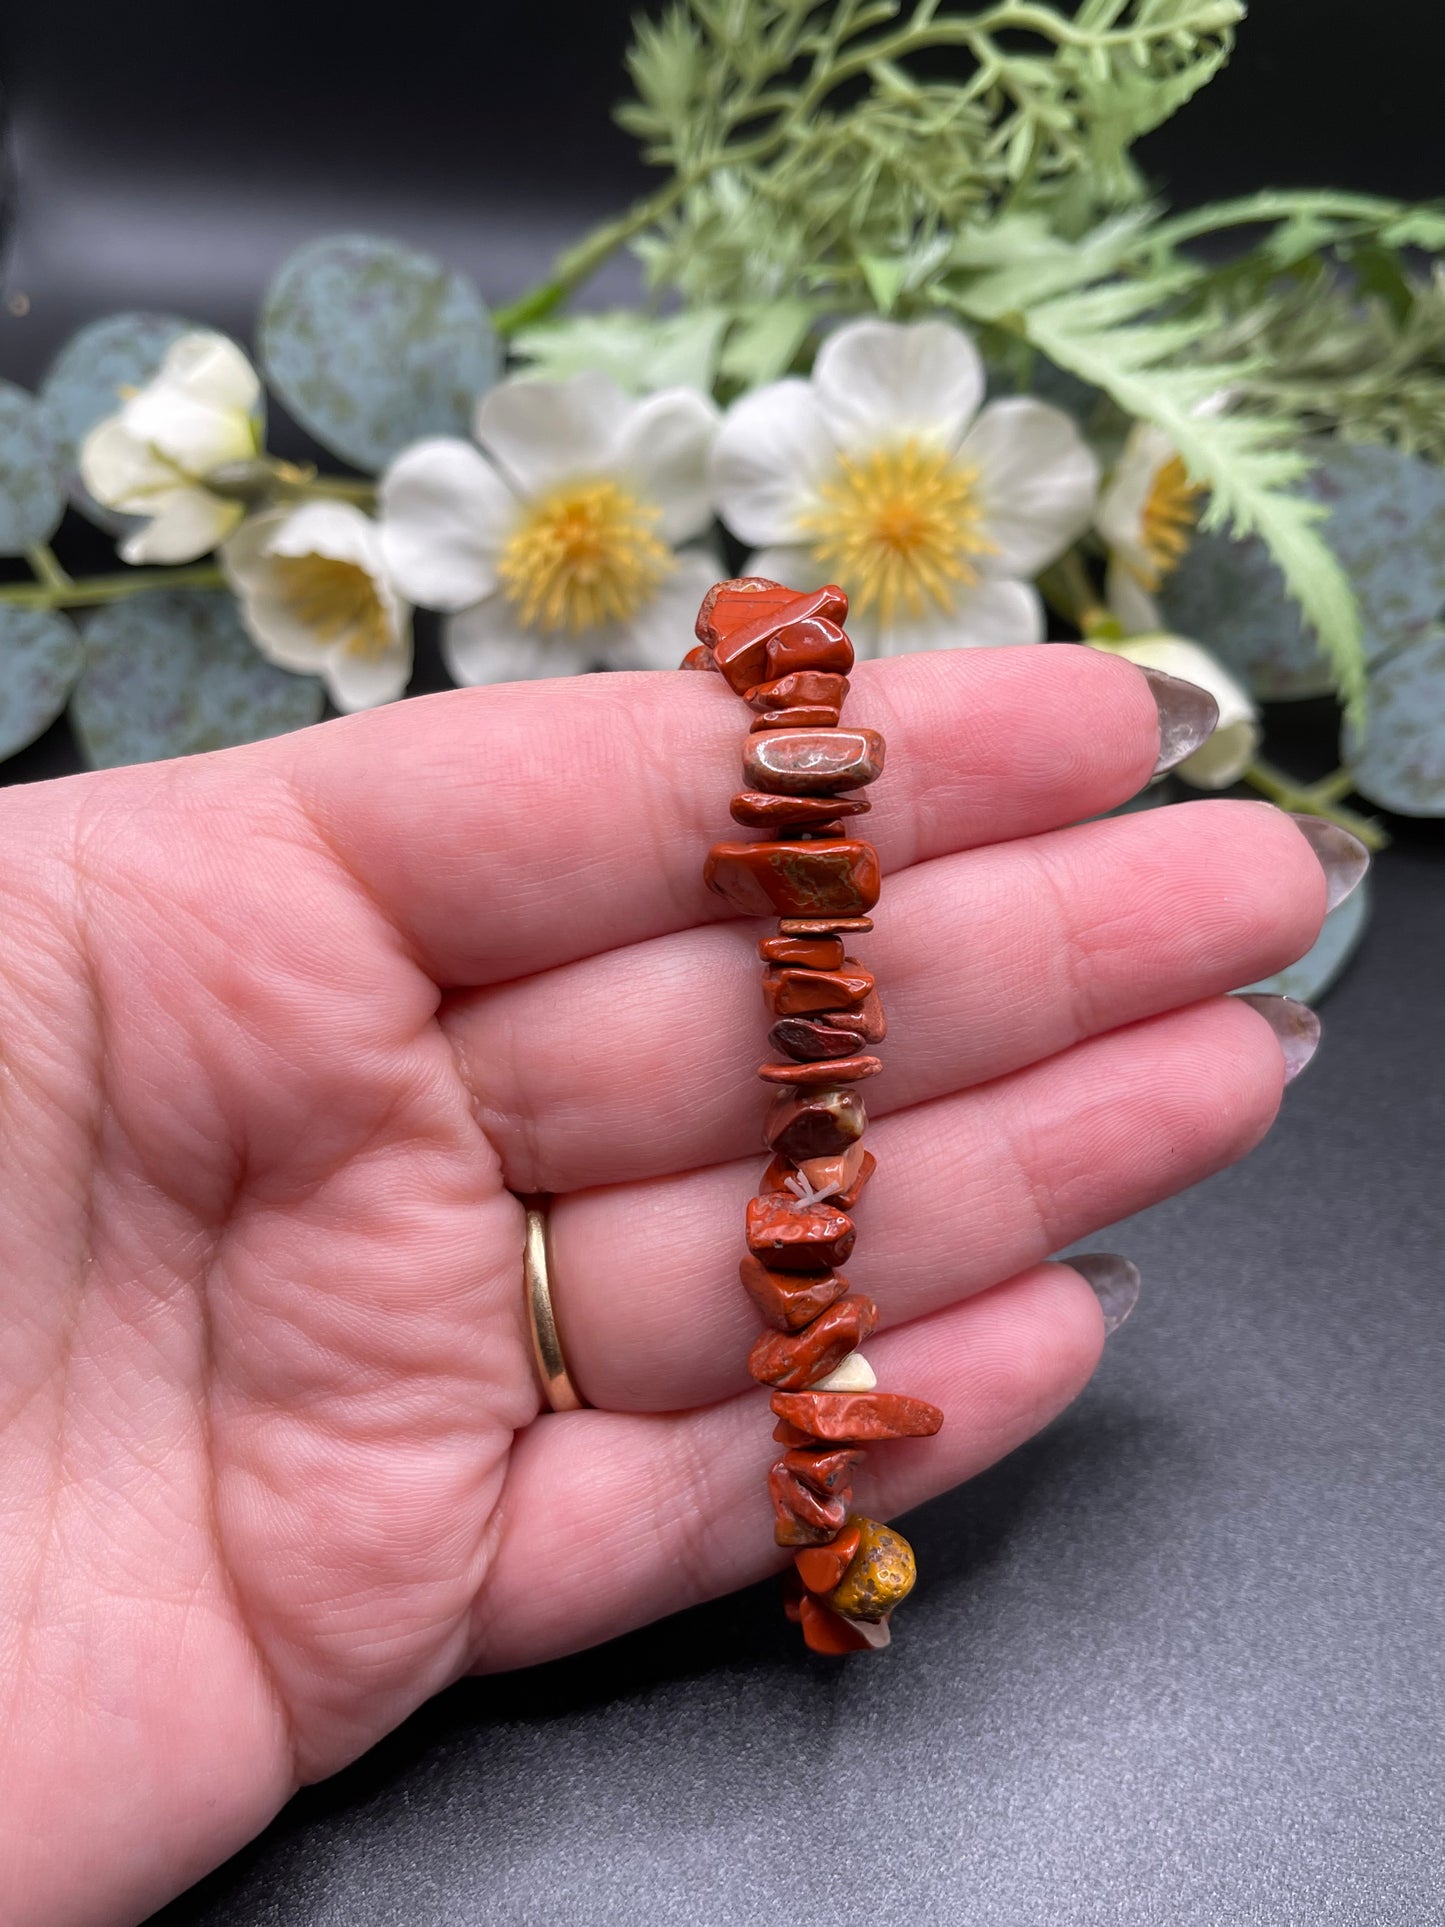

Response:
(222, 502), (411, 711)
(377, 371), (721, 682)
(80, 332), (263, 564)
(1096, 417), (1207, 632)
(710, 317), (1099, 655)
(1094, 631), (1260, 788)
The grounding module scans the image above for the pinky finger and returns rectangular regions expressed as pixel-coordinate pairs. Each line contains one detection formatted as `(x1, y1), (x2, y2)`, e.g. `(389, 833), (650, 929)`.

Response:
(468, 1261), (1108, 1672)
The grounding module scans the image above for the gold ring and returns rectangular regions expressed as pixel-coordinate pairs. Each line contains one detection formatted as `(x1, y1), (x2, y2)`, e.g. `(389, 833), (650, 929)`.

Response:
(522, 1199), (586, 1412)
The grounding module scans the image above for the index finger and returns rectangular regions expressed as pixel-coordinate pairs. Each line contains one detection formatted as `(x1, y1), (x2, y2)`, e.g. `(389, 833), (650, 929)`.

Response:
(275, 644), (1192, 988)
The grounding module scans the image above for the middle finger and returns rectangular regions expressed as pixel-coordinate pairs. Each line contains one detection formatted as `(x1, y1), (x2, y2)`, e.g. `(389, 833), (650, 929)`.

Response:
(442, 797), (1328, 1193)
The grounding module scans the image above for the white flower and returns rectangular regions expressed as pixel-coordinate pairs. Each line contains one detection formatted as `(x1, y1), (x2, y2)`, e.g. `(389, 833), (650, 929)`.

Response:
(377, 371), (721, 683)
(221, 502), (411, 712)
(710, 317), (1099, 655)
(1094, 631), (1261, 789)
(1095, 416), (1213, 632)
(80, 332), (263, 564)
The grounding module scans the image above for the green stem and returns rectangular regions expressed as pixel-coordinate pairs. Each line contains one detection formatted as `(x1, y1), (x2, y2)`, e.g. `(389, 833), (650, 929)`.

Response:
(0, 564), (226, 611)
(26, 542), (74, 592)
(492, 180), (688, 337)
(1242, 757), (1389, 852)
(301, 475), (376, 504)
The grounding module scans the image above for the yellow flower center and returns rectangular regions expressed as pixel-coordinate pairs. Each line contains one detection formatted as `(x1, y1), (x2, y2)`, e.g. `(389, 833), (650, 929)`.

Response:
(1136, 453), (1204, 588)
(270, 554), (392, 659)
(797, 439), (997, 626)
(497, 478), (672, 635)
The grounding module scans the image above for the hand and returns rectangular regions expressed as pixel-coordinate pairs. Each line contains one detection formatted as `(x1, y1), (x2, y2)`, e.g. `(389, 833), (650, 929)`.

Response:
(0, 645), (1330, 1925)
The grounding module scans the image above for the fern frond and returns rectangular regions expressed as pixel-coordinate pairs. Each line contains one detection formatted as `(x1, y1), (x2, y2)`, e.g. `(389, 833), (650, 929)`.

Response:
(953, 273), (1368, 718)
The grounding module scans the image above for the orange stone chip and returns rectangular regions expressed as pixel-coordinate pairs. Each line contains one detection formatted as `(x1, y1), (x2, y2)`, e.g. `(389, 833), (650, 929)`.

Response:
(744, 727), (885, 797)
(744, 1194), (856, 1272)
(747, 1293), (878, 1390)
(740, 1255), (849, 1333)
(794, 1521), (863, 1595)
(756, 1054), (881, 1086)
(799, 1595), (891, 1654)
(706, 839), (881, 919)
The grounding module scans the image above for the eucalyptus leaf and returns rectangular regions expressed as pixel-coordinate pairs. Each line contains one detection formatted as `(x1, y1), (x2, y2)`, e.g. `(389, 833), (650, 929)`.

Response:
(0, 381), (65, 555)
(1159, 441), (1445, 700)
(71, 591), (323, 769)
(0, 607), (84, 759)
(1238, 876), (1370, 1003)
(260, 235), (499, 471)
(1345, 627), (1445, 815)
(40, 312), (195, 527)
(717, 301), (815, 387)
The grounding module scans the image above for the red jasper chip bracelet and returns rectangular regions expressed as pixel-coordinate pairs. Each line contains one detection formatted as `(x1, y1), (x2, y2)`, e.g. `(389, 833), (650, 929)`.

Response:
(683, 575), (943, 1656)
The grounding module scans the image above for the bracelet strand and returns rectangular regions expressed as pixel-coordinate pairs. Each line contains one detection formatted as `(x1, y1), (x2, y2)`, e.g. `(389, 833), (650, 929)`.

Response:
(685, 575), (943, 1656)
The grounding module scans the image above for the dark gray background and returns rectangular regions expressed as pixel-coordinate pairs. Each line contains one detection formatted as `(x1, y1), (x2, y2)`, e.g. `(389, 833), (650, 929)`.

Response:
(2, 6), (1443, 1922)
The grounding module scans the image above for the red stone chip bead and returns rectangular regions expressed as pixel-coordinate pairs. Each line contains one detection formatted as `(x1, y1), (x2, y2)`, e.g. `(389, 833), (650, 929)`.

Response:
(770, 1390), (946, 1442)
(747, 1293), (878, 1390)
(779, 916), (873, 936)
(756, 1054), (882, 1086)
(826, 988), (887, 1044)
(762, 962), (875, 1016)
(705, 838), (881, 919)
(745, 670), (850, 714)
(763, 1086), (867, 1161)
(769, 1460), (849, 1546)
(794, 1520), (863, 1593)
(739, 1255), (849, 1333)
(730, 791), (872, 832)
(783, 1446), (863, 1498)
(767, 1012), (866, 1060)
(759, 933), (846, 970)
(744, 727), (886, 796)
(764, 615), (855, 681)
(761, 1144), (876, 1212)
(744, 1194), (856, 1272)
(700, 581), (849, 696)
(799, 1595), (892, 1654)
(748, 704), (842, 732)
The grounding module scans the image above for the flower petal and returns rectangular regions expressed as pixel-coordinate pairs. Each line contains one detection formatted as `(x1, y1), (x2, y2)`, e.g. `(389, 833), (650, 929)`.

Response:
(323, 630), (414, 712)
(613, 388), (720, 546)
(1105, 554), (1163, 636)
(712, 380), (835, 546)
(1096, 420), (1175, 571)
(813, 318), (985, 454)
(861, 576), (1044, 657)
(123, 379), (257, 474)
(442, 593), (590, 686)
(612, 549), (722, 670)
(1106, 632), (1260, 788)
(379, 437), (516, 611)
(475, 371), (631, 497)
(267, 499), (386, 573)
(119, 487), (242, 564)
(155, 333), (261, 415)
(79, 416), (177, 512)
(961, 398), (1100, 578)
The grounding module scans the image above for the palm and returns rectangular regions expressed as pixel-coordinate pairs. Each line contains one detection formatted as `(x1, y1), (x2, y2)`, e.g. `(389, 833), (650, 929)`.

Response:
(0, 648), (1328, 1926)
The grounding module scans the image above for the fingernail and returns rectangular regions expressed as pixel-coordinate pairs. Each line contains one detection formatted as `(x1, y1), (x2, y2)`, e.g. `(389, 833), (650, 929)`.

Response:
(1065, 1253), (1141, 1335)
(1140, 666), (1220, 777)
(1233, 992), (1322, 1083)
(1288, 814), (1371, 914)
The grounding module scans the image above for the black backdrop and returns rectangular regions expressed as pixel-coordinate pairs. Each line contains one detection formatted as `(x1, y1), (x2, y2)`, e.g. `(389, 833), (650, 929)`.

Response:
(2, 7), (1445, 1923)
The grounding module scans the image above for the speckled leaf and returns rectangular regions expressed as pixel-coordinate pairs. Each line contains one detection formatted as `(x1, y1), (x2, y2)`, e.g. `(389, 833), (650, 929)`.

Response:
(1160, 442), (1445, 700)
(40, 312), (198, 528)
(260, 235), (499, 471)
(0, 381), (65, 554)
(0, 607), (83, 758)
(1239, 876), (1370, 1003)
(1345, 627), (1445, 815)
(71, 591), (323, 769)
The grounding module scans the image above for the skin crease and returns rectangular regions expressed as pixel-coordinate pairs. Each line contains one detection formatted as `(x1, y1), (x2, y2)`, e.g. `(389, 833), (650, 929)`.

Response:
(0, 645), (1329, 1926)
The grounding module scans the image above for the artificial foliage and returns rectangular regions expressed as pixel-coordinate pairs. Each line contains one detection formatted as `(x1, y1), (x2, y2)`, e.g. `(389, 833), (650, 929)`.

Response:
(4, 0), (1445, 1007)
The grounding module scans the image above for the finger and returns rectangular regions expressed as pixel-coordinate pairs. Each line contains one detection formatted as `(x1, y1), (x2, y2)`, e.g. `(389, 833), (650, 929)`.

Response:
(470, 1260), (1104, 1672)
(275, 645), (1166, 987)
(545, 993), (1285, 1413)
(443, 797), (1326, 1192)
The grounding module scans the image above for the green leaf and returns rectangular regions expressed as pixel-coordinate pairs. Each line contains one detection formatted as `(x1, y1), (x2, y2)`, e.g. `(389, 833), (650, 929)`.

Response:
(511, 307), (726, 394)
(1344, 628), (1445, 816)
(717, 301), (816, 387)
(944, 211), (1159, 322)
(260, 235), (500, 472)
(995, 273), (1368, 720)
(1238, 876), (1370, 1003)
(1160, 442), (1445, 699)
(0, 380), (65, 556)
(71, 591), (323, 769)
(858, 256), (909, 316)
(40, 312), (195, 528)
(0, 607), (83, 759)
